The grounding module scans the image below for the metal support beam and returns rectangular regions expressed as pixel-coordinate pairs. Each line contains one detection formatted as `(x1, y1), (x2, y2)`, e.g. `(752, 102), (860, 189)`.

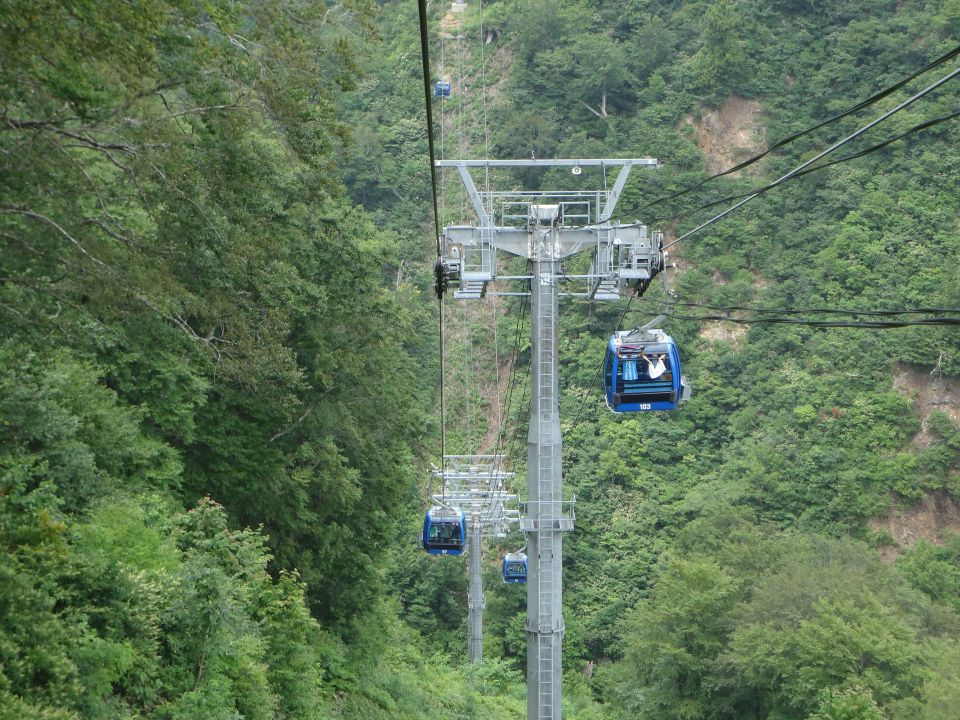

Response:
(599, 165), (632, 222)
(457, 165), (492, 226)
(438, 158), (658, 720)
(467, 520), (484, 664)
(437, 158), (658, 168)
(526, 247), (566, 720)
(433, 455), (517, 665)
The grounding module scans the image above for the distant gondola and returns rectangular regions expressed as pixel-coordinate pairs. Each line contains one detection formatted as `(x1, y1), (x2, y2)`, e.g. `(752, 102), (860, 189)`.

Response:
(434, 81), (452, 98)
(502, 552), (527, 583)
(604, 329), (685, 412)
(421, 506), (466, 555)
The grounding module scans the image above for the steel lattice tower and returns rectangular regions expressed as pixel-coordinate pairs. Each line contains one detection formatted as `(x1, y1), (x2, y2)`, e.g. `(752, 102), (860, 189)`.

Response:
(439, 158), (660, 720)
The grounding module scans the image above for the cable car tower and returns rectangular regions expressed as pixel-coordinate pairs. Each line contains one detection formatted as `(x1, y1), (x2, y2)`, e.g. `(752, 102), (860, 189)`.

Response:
(437, 158), (660, 720)
(432, 454), (517, 664)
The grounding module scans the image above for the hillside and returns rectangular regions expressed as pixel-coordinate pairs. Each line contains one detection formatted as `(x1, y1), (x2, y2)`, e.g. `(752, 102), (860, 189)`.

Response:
(1, 1), (959, 719)
(343, 1), (960, 718)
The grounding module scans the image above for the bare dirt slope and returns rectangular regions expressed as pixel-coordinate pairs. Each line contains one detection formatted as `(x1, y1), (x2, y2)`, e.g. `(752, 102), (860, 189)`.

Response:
(869, 490), (960, 561)
(893, 362), (960, 447)
(698, 322), (748, 346)
(683, 96), (767, 175)
(869, 363), (960, 559)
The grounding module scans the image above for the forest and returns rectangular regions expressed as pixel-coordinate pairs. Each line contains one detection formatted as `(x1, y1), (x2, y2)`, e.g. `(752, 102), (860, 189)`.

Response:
(1, 1), (959, 718)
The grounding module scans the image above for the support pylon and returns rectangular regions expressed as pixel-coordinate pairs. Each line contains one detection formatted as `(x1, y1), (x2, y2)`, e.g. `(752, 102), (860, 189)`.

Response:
(439, 158), (660, 720)
(467, 520), (484, 663)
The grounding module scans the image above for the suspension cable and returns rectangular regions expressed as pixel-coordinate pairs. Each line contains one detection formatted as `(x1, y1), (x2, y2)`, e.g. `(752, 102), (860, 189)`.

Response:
(662, 63), (960, 251)
(476, 0), (510, 514)
(651, 109), (960, 227)
(416, 0), (442, 257)
(639, 43), (960, 214)
(641, 311), (960, 329)
(639, 298), (960, 317)
(486, 291), (528, 524)
(416, 0), (447, 495)
(478, 0), (491, 196)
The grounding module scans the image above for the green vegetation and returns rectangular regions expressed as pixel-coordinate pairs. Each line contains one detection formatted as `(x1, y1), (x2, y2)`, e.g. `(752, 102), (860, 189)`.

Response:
(2, 0), (959, 718)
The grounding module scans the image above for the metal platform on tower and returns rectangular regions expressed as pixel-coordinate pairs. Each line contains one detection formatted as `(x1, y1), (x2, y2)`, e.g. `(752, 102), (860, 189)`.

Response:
(431, 454), (517, 664)
(437, 158), (662, 301)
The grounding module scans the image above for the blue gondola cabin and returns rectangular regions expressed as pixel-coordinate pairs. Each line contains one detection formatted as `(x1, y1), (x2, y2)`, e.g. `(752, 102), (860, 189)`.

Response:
(502, 552), (528, 583)
(422, 506), (466, 555)
(604, 329), (685, 412)
(434, 81), (452, 98)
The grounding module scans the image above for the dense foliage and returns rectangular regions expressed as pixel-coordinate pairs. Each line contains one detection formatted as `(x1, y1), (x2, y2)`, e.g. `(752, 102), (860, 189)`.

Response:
(0, 1), (456, 717)
(341, 1), (960, 719)
(2, 0), (960, 719)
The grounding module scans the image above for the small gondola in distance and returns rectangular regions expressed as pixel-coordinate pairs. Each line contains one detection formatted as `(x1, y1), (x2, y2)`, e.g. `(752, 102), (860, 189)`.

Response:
(604, 329), (685, 412)
(421, 506), (466, 555)
(502, 552), (528, 583)
(434, 80), (452, 98)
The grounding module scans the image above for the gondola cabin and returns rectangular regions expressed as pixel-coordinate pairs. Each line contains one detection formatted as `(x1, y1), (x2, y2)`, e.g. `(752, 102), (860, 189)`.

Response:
(422, 506), (466, 555)
(434, 81), (452, 98)
(502, 552), (528, 583)
(604, 329), (685, 412)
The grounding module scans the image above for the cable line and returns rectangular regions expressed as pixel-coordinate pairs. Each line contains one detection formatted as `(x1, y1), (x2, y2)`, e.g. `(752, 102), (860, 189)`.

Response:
(653, 312), (960, 329)
(565, 84), (960, 427)
(661, 62), (960, 251)
(652, 109), (960, 225)
(417, 0), (449, 492)
(483, 292), (527, 524)
(639, 298), (960, 317)
(416, 0), (442, 256)
(478, 0), (492, 197)
(623, 295), (960, 328)
(639, 43), (960, 213)
(558, 54), (960, 434)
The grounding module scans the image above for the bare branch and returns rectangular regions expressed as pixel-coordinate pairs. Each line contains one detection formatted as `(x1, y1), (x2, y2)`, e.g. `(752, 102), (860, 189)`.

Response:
(268, 403), (316, 443)
(2, 114), (79, 131)
(82, 217), (133, 246)
(53, 127), (138, 154)
(161, 103), (255, 119)
(580, 101), (604, 119)
(167, 311), (235, 363)
(0, 300), (27, 321)
(1, 207), (109, 268)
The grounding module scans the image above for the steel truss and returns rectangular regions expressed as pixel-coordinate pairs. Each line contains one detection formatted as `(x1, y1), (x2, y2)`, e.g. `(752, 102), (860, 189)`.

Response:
(433, 454), (517, 663)
(438, 158), (660, 720)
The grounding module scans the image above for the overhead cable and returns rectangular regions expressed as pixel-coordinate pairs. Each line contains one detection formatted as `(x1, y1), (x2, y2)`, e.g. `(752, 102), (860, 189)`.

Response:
(416, 0), (448, 482)
(639, 298), (960, 317)
(656, 312), (960, 328)
(639, 43), (960, 213)
(661, 63), (960, 251)
(653, 109), (960, 225)
(416, 0), (443, 255)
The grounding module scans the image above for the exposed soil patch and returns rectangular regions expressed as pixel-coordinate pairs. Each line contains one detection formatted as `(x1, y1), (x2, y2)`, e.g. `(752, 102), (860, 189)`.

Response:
(869, 364), (960, 560)
(869, 490), (960, 561)
(683, 96), (767, 176)
(698, 322), (748, 347)
(892, 362), (960, 447)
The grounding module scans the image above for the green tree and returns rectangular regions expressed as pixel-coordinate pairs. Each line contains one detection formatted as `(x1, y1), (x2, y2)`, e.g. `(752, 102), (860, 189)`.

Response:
(690, 0), (746, 94)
